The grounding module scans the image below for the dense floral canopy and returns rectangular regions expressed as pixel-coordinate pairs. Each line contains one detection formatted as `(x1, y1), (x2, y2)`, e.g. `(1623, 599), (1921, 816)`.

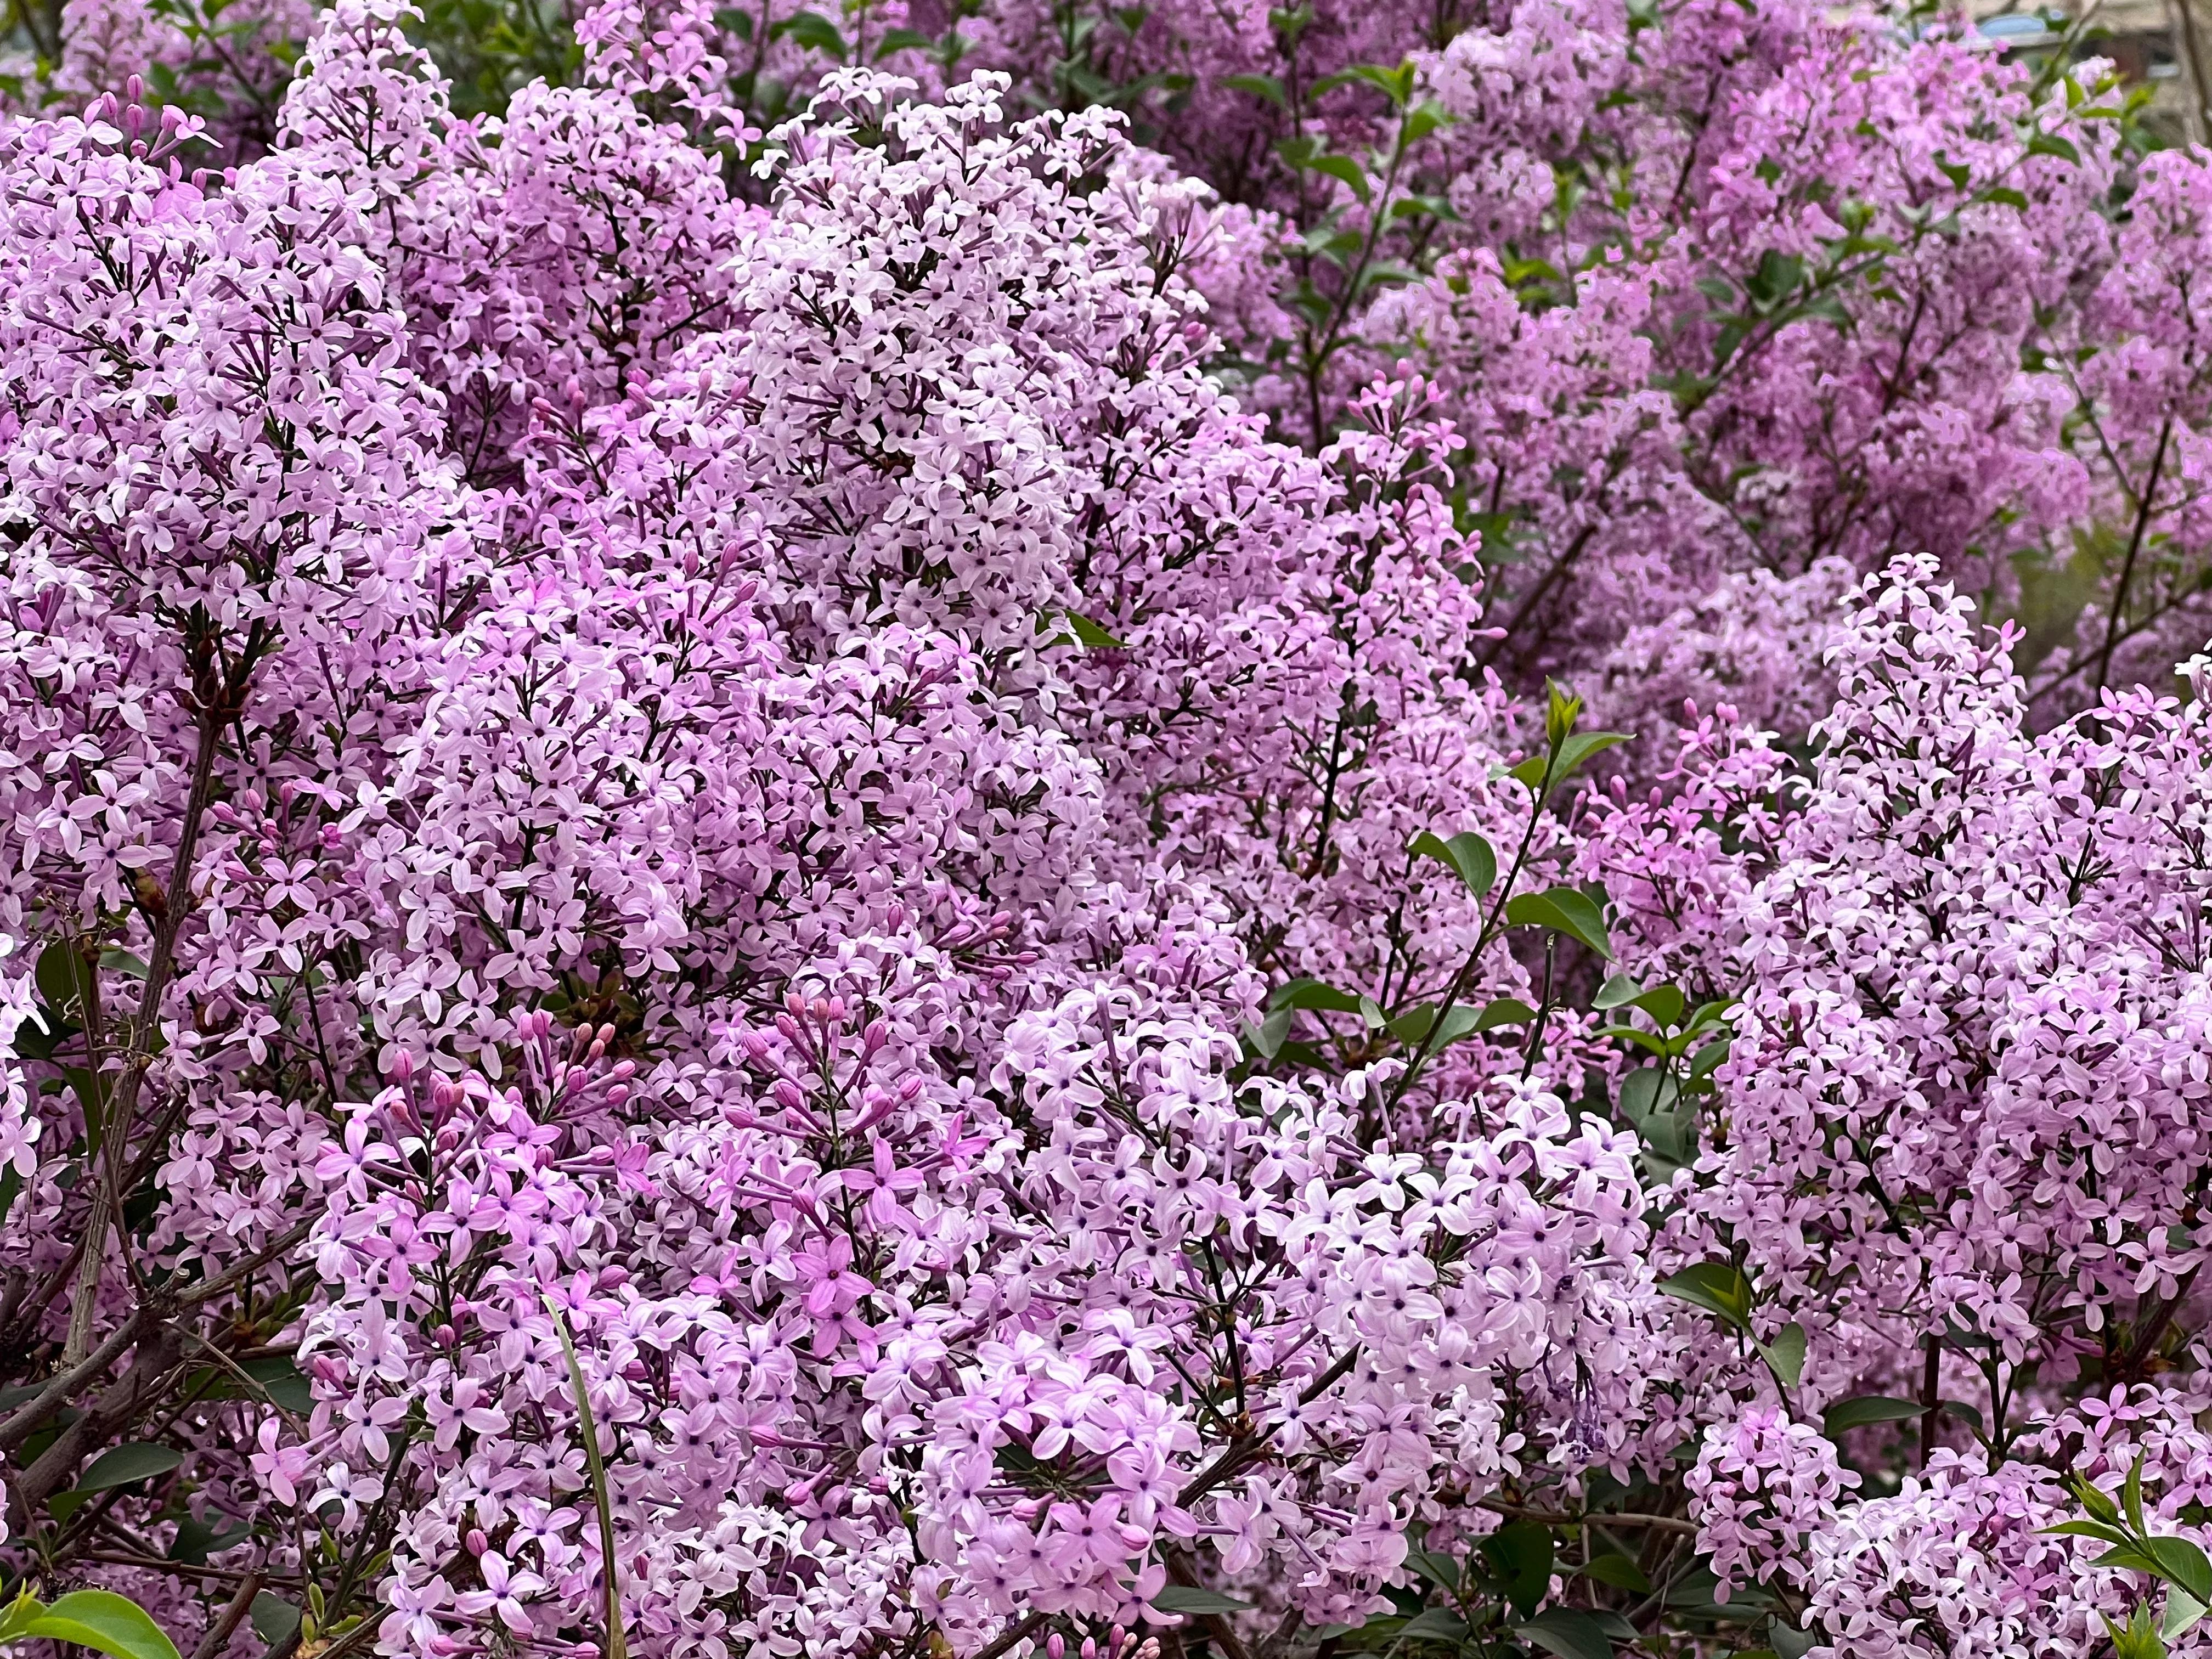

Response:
(4, 1), (2212, 1658)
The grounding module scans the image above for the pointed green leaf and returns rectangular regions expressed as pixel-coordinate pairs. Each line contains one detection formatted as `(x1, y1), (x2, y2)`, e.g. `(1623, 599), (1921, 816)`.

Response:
(1551, 729), (1634, 785)
(0, 1593), (43, 1645)
(1594, 1024), (1672, 1058)
(1037, 608), (1128, 650)
(1660, 1260), (1753, 1331)
(75, 1442), (183, 1493)
(2075, 1472), (2123, 1525)
(2041, 1520), (2136, 1544)
(1269, 978), (1365, 1015)
(1576, 1553), (1651, 1592)
(1219, 71), (1286, 106)
(1405, 1547), (1462, 1594)
(1152, 1585), (1255, 1615)
(249, 1594), (300, 1647)
(1593, 973), (1644, 1009)
(1504, 887), (1613, 959)
(20, 1592), (180, 1659)
(1759, 1322), (1807, 1388)
(1246, 1009), (1294, 1060)
(2147, 1537), (2212, 1605)
(1309, 153), (1371, 204)
(1398, 1609), (1470, 1644)
(1515, 1608), (1615, 1659)
(1410, 830), (1498, 898)
(1822, 1395), (1928, 1436)
(1474, 997), (1539, 1032)
(1481, 1518), (1555, 1618)
(2164, 1590), (2206, 1641)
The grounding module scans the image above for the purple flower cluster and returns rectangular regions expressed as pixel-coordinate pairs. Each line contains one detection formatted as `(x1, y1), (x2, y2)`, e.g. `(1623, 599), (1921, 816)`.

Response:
(6, 0), (2212, 1657)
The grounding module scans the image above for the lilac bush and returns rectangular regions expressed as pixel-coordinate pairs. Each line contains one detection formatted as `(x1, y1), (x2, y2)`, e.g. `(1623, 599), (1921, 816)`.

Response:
(8, 1), (2212, 1658)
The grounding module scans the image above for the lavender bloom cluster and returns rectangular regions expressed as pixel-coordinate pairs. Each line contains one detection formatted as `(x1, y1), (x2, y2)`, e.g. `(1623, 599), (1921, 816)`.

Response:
(5, 1), (2212, 1658)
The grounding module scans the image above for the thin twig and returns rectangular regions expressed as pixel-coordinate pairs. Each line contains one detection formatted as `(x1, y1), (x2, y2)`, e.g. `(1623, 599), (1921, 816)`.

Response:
(189, 1572), (266, 1659)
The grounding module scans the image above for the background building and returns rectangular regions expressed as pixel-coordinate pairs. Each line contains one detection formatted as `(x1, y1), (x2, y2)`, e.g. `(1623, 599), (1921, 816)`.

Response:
(1971, 0), (2212, 142)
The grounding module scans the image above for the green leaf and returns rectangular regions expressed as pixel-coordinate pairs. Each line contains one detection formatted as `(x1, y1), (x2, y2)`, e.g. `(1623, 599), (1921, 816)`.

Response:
(771, 8), (847, 53)
(1474, 997), (1539, 1032)
(1515, 1609), (1616, 1659)
(1660, 1260), (1754, 1331)
(1397, 1609), (1470, 1644)
(1576, 1553), (1651, 1592)
(1771, 1624), (1817, 1659)
(1401, 101), (1448, 146)
(1758, 1322), (1807, 1388)
(1410, 830), (1498, 898)
(1822, 1395), (1928, 1436)
(1551, 729), (1633, 786)
(65, 1063), (110, 1154)
(168, 1514), (253, 1566)
(0, 1595), (39, 1646)
(2027, 130), (2082, 163)
(2128, 1456), (2149, 1535)
(1592, 973), (1644, 1010)
(2106, 1604), (2168, 1659)
(249, 1594), (300, 1647)
(2164, 1590), (2206, 1641)
(1686, 1036), (1733, 1081)
(74, 1442), (184, 1492)
(1385, 1002), (1488, 1049)
(545, 1295), (629, 1659)
(2095, 1544), (2168, 1579)
(37, 938), (94, 1024)
(2147, 1537), (2212, 1605)
(1939, 1397), (1984, 1431)
(1544, 679), (1583, 749)
(1503, 887), (1612, 960)
(872, 25), (936, 55)
(1310, 153), (1371, 204)
(1269, 978), (1365, 1014)
(1508, 753), (1551, 792)
(2042, 1519), (2136, 1545)
(1745, 250), (1804, 308)
(1594, 1024), (1671, 1058)
(1037, 608), (1128, 649)
(2078, 1476), (2124, 1526)
(1405, 1547), (1462, 1594)
(1617, 1066), (1678, 1125)
(1481, 1518), (1554, 1618)
(1616, 984), (1687, 1029)
(1246, 1009), (1294, 1060)
(19, 1592), (180, 1659)
(244, 1352), (313, 1414)
(1152, 1585), (1255, 1615)
(1220, 71), (1285, 106)
(1346, 60), (1417, 107)
(1985, 186), (2030, 209)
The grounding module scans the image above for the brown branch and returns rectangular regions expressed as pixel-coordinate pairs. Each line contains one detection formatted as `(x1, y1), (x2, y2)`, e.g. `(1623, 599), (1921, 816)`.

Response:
(65, 694), (227, 1368)
(188, 1571), (266, 1659)
(0, 1307), (146, 1452)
